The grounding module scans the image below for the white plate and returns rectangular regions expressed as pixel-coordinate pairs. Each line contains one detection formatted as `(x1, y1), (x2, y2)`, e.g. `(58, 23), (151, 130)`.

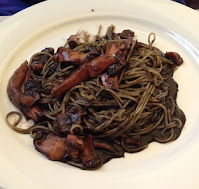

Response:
(0, 0), (199, 188)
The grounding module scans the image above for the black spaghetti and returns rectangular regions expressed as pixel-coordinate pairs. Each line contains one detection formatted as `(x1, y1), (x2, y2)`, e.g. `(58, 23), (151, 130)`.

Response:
(6, 26), (186, 169)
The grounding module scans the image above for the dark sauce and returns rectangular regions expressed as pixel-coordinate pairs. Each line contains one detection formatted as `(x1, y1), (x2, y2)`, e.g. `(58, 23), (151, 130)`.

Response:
(139, 71), (186, 146)
(95, 70), (186, 168)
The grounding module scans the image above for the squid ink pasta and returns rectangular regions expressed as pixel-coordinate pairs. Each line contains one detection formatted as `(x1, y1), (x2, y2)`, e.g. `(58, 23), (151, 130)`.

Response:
(6, 26), (186, 170)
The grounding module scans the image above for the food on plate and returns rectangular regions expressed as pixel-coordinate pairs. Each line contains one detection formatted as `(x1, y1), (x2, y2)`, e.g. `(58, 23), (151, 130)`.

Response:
(6, 25), (186, 170)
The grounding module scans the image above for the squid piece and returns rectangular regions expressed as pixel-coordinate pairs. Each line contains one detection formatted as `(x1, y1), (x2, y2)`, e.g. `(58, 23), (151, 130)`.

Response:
(23, 73), (41, 106)
(119, 29), (135, 39)
(80, 135), (101, 168)
(34, 133), (100, 168)
(24, 106), (43, 122)
(42, 47), (54, 55)
(101, 39), (133, 89)
(93, 140), (116, 153)
(124, 135), (141, 145)
(53, 47), (98, 65)
(7, 61), (34, 107)
(31, 47), (54, 74)
(34, 133), (84, 161)
(106, 37), (132, 55)
(107, 38), (135, 76)
(107, 61), (125, 76)
(52, 54), (116, 98)
(53, 114), (73, 134)
(67, 31), (96, 49)
(101, 74), (119, 91)
(53, 106), (86, 135)
(66, 134), (84, 159)
(34, 133), (67, 161)
(7, 61), (43, 121)
(67, 35), (81, 49)
(165, 52), (183, 65)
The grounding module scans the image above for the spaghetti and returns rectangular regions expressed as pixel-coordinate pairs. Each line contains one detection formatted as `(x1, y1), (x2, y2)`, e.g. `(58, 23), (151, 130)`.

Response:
(6, 26), (186, 169)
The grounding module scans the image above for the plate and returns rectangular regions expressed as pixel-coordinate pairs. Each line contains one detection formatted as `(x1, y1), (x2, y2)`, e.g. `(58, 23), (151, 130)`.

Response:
(0, 0), (199, 188)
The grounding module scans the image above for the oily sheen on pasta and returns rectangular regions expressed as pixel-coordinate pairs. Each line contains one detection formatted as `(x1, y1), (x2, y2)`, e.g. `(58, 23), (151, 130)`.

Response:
(6, 26), (185, 170)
